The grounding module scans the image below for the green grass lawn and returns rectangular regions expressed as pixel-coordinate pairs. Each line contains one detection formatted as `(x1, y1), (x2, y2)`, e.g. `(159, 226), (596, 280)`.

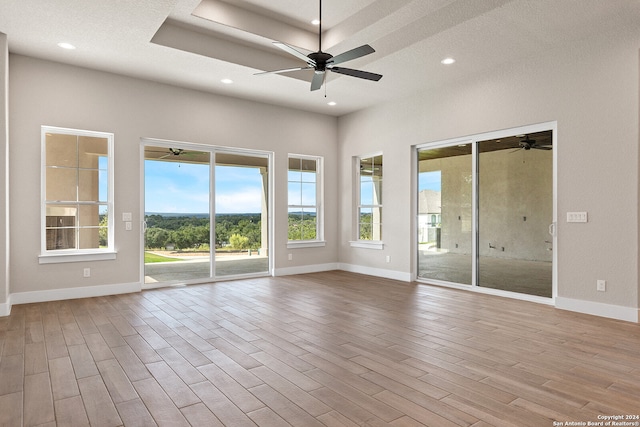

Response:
(144, 252), (183, 263)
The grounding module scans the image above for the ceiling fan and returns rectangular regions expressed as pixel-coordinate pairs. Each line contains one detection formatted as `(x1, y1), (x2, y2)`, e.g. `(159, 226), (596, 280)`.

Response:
(146, 148), (205, 160)
(256, 0), (383, 91)
(162, 148), (186, 158)
(513, 135), (552, 152)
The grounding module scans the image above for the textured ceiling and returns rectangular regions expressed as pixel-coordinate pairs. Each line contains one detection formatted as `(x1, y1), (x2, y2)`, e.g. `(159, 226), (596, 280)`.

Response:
(1, 0), (639, 116)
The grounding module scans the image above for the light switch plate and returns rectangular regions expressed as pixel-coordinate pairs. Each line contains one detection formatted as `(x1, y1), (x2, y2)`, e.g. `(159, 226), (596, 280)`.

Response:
(567, 212), (587, 223)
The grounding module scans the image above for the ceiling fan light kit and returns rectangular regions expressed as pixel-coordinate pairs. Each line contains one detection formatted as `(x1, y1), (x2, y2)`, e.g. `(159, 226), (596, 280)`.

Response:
(256, 0), (383, 91)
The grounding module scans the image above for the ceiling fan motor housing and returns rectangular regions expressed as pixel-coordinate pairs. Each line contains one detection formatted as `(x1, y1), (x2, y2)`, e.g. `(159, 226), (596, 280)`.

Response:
(308, 52), (333, 72)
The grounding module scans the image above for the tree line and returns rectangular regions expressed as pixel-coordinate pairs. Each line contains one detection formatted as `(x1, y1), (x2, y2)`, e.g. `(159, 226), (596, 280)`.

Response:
(100, 213), (321, 251)
(144, 214), (262, 251)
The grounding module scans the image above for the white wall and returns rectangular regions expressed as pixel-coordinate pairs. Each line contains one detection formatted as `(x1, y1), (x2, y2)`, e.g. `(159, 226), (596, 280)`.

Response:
(8, 55), (338, 300)
(338, 27), (639, 320)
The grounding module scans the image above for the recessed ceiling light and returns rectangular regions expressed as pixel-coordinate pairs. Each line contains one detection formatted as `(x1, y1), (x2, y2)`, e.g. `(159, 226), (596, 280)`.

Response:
(221, 78), (233, 84)
(57, 42), (76, 50)
(327, 101), (337, 106)
(311, 19), (320, 25)
(441, 57), (455, 65)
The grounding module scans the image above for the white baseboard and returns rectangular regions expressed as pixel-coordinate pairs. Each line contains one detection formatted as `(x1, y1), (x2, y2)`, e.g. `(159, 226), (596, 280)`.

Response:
(274, 263), (339, 276)
(338, 263), (412, 282)
(4, 275), (636, 325)
(0, 295), (10, 316)
(10, 282), (141, 306)
(555, 297), (638, 323)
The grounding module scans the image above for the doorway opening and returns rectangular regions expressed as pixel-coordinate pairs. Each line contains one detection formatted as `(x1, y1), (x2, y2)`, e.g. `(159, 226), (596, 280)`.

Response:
(142, 141), (272, 286)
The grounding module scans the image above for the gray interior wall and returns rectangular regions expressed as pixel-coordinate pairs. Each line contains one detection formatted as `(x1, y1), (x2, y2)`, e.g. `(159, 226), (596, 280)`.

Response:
(478, 148), (553, 262)
(419, 147), (552, 262)
(8, 54), (338, 295)
(420, 156), (473, 255)
(338, 27), (639, 309)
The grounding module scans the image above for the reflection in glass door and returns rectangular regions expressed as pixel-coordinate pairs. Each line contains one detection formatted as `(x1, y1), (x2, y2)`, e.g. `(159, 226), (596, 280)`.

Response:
(417, 144), (473, 285)
(214, 151), (269, 278)
(478, 132), (553, 297)
(143, 146), (211, 285)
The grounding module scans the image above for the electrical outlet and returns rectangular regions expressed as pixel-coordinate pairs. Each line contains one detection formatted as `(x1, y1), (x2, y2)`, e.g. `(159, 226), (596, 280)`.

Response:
(83, 268), (91, 278)
(125, 221), (132, 231)
(596, 280), (606, 292)
(288, 253), (293, 261)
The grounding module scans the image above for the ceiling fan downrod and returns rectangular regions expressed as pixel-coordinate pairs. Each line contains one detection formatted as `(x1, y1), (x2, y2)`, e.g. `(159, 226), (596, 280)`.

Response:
(318, 0), (322, 52)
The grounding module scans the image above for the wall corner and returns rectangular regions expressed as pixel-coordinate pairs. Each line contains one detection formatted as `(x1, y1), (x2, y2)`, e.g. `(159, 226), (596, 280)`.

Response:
(0, 32), (9, 311)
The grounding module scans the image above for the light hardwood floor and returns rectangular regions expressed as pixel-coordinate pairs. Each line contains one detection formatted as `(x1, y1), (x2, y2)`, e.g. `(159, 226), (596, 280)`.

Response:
(1, 271), (639, 426)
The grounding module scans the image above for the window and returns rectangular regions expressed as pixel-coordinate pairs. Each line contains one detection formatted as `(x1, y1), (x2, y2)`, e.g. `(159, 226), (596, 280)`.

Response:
(41, 126), (114, 263)
(287, 155), (324, 247)
(353, 154), (383, 248)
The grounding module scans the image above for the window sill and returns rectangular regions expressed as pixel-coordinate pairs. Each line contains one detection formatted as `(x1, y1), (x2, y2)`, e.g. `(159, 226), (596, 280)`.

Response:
(39, 251), (117, 264)
(349, 240), (384, 250)
(287, 240), (326, 249)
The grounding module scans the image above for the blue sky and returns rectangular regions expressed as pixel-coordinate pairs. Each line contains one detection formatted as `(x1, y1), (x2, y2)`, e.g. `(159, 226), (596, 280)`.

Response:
(133, 159), (441, 213)
(144, 160), (263, 214)
(419, 171), (441, 192)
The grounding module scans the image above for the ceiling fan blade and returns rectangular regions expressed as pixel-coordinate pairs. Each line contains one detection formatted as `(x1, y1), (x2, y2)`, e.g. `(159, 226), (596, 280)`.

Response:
(310, 72), (325, 91)
(533, 146), (553, 150)
(273, 42), (315, 66)
(330, 66), (382, 81)
(255, 67), (312, 75)
(329, 44), (375, 66)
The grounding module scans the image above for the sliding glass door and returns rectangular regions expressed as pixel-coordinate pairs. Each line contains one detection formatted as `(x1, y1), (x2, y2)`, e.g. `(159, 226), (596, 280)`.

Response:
(477, 132), (553, 297)
(417, 143), (473, 285)
(143, 146), (211, 284)
(142, 142), (271, 286)
(416, 126), (555, 299)
(214, 151), (269, 278)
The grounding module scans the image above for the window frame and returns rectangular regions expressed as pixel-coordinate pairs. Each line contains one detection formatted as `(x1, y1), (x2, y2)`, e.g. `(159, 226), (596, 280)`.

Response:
(287, 154), (325, 248)
(39, 126), (116, 264)
(351, 152), (384, 250)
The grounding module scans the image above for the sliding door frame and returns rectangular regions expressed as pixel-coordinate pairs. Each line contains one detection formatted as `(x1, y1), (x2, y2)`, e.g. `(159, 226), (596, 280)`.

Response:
(414, 121), (557, 304)
(140, 138), (274, 288)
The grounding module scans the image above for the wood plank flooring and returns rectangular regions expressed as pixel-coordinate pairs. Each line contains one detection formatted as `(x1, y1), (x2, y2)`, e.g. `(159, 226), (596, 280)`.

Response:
(1, 271), (639, 426)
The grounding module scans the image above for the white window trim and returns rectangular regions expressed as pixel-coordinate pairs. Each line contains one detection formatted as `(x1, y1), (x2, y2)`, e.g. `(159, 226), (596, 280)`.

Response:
(287, 240), (326, 249)
(40, 126), (116, 263)
(39, 251), (117, 264)
(351, 152), (384, 249)
(287, 153), (325, 247)
(349, 240), (384, 250)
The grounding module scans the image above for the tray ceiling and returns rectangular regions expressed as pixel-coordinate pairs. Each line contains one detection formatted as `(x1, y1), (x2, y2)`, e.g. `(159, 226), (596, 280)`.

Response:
(1, 0), (639, 116)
